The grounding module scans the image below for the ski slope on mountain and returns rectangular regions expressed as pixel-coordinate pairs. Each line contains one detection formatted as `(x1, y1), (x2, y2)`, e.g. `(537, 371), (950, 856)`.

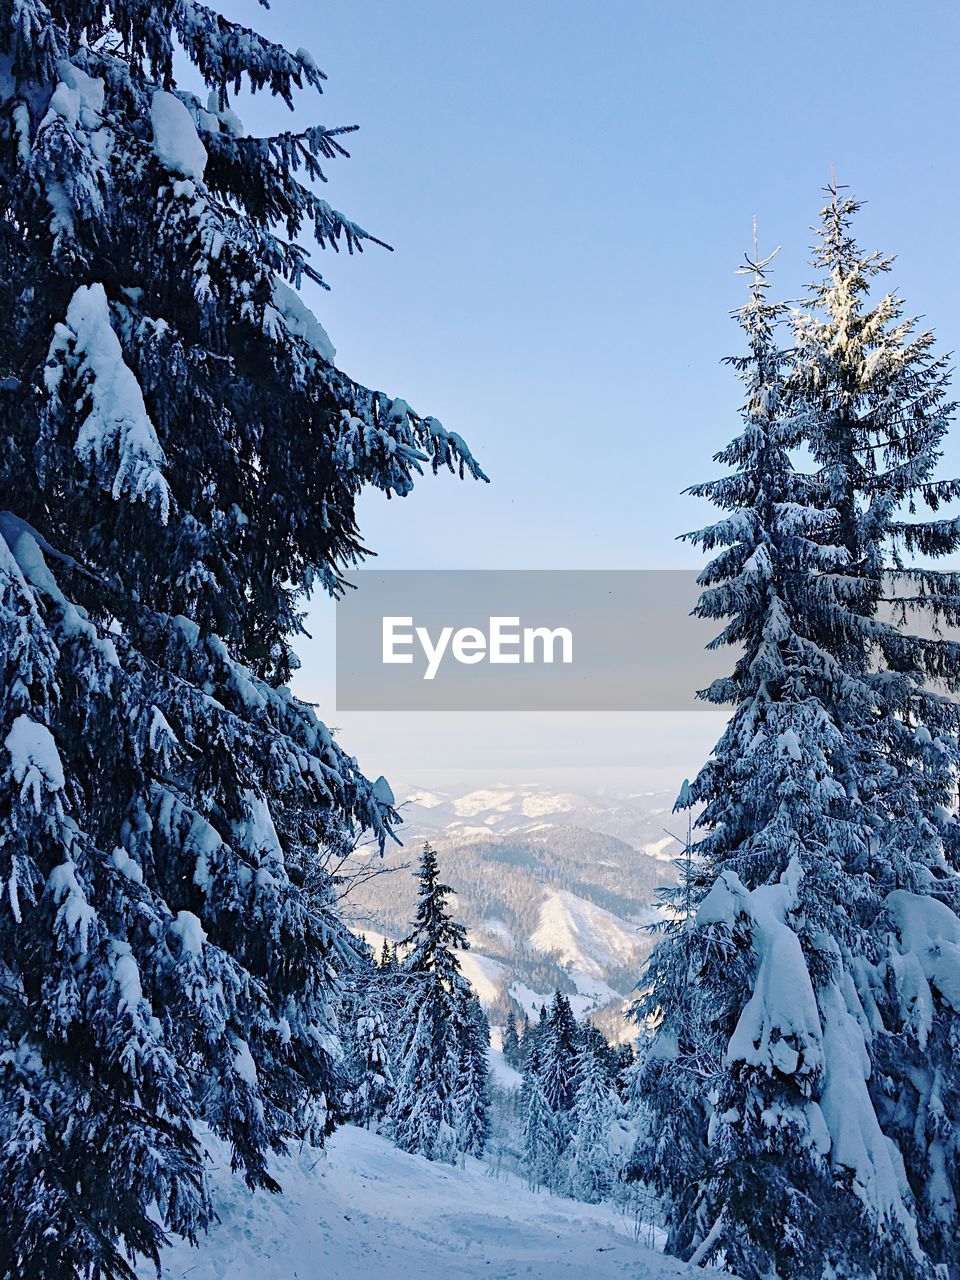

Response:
(142, 1124), (708, 1280)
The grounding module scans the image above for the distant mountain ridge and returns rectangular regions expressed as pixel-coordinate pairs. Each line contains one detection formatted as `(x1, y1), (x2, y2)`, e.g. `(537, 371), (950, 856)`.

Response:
(396, 782), (683, 854)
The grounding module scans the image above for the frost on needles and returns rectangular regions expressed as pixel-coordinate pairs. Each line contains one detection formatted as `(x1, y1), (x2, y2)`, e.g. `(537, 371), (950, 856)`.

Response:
(0, 4), (484, 1278)
(631, 192), (960, 1280)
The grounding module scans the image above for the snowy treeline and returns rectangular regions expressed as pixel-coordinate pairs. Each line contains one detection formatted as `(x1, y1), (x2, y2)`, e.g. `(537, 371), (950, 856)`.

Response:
(344, 930), (636, 1207)
(631, 196), (960, 1280)
(497, 993), (636, 1204)
(0, 4), (484, 1278)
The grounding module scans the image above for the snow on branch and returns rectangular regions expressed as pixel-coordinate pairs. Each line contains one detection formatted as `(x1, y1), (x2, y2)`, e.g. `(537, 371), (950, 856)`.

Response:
(45, 284), (172, 522)
(151, 90), (208, 181)
(175, 2), (326, 104)
(4, 713), (65, 813)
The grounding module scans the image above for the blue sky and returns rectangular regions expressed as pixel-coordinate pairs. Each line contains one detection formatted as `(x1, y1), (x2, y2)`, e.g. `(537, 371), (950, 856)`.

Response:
(222, 0), (960, 784)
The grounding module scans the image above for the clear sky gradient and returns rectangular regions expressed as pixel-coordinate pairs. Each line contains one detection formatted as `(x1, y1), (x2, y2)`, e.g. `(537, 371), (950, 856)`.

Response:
(221, 1), (960, 785)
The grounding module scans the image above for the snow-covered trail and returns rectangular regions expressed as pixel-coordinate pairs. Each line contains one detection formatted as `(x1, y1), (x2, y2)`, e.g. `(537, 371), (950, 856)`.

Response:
(143, 1124), (703, 1280)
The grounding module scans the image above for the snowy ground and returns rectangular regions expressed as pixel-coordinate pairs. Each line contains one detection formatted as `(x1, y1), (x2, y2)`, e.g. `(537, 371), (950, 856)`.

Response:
(141, 1124), (709, 1280)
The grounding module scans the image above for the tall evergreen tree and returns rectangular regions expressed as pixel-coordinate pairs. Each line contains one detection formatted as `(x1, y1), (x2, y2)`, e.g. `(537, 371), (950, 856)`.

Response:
(789, 185), (960, 1273)
(614, 1041), (635, 1096)
(396, 844), (469, 982)
(373, 935), (404, 1055)
(632, 245), (818, 1275)
(502, 1009), (521, 1068)
(539, 990), (579, 1115)
(0, 6), (483, 1277)
(350, 1005), (395, 1129)
(517, 991), (579, 1192)
(566, 1039), (622, 1203)
(341, 940), (394, 1128)
(454, 995), (491, 1158)
(521, 1005), (548, 1070)
(633, 200), (960, 1280)
(387, 844), (488, 1162)
(520, 1031), (558, 1192)
(577, 1018), (620, 1084)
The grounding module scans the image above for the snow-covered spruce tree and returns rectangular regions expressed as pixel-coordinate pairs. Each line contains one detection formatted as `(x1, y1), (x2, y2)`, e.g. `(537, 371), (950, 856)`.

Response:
(566, 1038), (622, 1203)
(578, 1018), (620, 1084)
(789, 185), (960, 1274)
(0, 7), (483, 1278)
(379, 937), (398, 971)
(521, 1005), (546, 1069)
(350, 1004), (395, 1129)
(387, 844), (486, 1162)
(539, 990), (579, 1115)
(613, 1041), (635, 1094)
(633, 207), (960, 1280)
(374, 934), (405, 1047)
(517, 990), (578, 1190)
(340, 940), (394, 1128)
(454, 995), (491, 1157)
(520, 1035), (559, 1192)
(502, 1010), (521, 1067)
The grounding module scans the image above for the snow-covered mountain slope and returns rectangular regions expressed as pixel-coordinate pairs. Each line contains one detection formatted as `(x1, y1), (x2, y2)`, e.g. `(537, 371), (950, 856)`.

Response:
(141, 1124), (712, 1280)
(531, 888), (648, 979)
